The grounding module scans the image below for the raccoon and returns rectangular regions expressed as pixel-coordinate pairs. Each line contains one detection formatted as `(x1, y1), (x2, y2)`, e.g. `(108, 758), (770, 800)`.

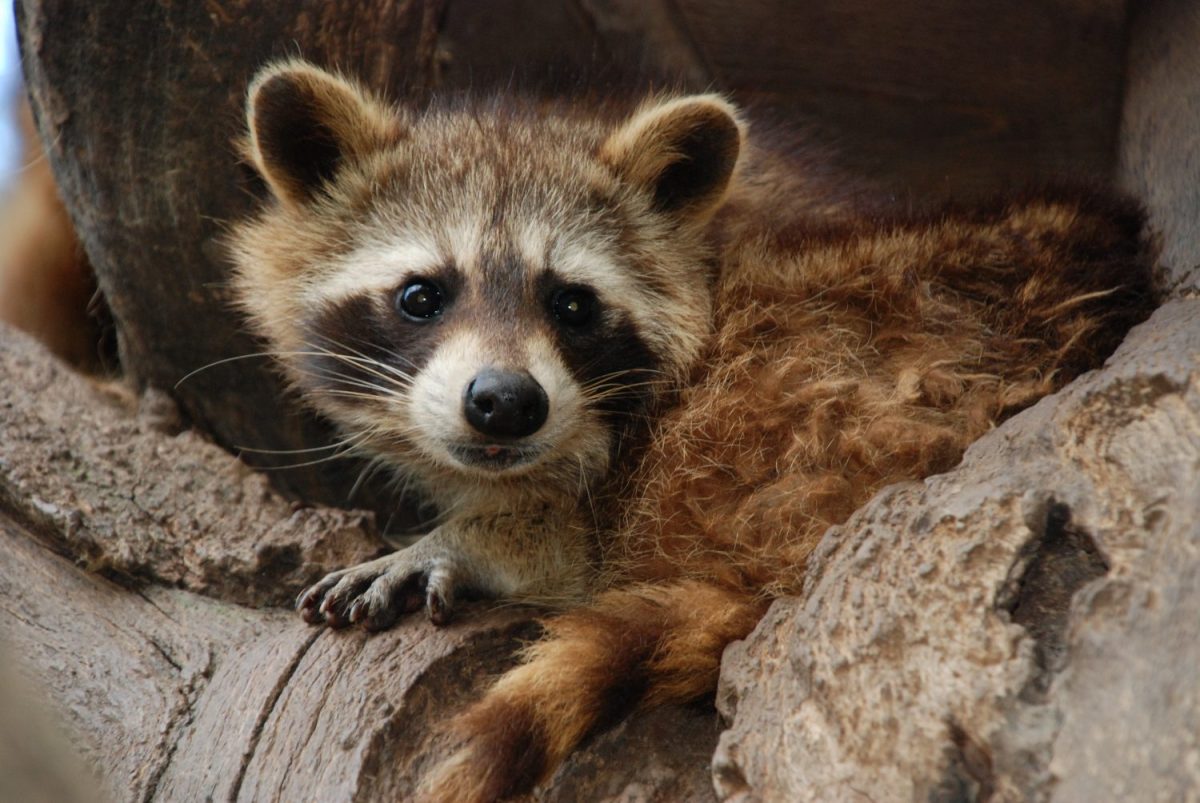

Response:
(230, 60), (857, 628)
(230, 61), (1156, 801)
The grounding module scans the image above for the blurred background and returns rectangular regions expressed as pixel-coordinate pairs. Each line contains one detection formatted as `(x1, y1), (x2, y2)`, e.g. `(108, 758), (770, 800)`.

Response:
(0, 0), (100, 373)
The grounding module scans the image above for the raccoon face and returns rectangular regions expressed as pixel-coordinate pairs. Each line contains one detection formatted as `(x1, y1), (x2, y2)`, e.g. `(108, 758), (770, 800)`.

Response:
(230, 60), (742, 489)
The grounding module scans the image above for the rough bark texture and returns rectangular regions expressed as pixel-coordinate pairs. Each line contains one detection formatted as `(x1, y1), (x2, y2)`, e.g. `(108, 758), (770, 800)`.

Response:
(5, 0), (1199, 801)
(0, 334), (387, 608)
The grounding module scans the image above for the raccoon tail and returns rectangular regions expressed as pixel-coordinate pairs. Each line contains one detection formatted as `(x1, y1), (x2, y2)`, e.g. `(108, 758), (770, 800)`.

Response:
(418, 579), (766, 803)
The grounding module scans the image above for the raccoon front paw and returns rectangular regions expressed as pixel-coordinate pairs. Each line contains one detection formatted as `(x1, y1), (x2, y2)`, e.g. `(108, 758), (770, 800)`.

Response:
(296, 551), (459, 630)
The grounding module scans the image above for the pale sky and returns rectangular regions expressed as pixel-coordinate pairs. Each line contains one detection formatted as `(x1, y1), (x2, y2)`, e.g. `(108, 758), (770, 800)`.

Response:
(0, 2), (22, 193)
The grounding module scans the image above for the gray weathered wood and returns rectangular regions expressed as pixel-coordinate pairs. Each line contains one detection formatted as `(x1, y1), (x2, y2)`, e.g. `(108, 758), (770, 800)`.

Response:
(0, 322), (386, 607)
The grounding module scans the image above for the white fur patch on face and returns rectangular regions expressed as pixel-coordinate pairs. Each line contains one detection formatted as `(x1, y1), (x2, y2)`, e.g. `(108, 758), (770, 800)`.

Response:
(303, 236), (442, 307)
(524, 332), (584, 447)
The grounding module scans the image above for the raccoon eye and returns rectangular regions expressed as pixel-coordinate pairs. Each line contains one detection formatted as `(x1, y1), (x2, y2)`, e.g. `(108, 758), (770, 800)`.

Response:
(397, 280), (444, 320)
(552, 288), (596, 328)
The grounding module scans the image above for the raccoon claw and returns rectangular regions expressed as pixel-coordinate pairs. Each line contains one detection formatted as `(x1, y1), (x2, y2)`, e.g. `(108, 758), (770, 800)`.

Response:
(425, 568), (456, 627)
(296, 553), (460, 631)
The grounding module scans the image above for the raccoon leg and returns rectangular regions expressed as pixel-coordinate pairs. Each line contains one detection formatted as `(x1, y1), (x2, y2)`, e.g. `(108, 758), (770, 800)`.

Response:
(298, 506), (595, 630)
(418, 579), (766, 803)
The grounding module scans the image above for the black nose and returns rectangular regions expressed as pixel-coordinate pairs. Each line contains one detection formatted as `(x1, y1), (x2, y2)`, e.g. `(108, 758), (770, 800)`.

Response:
(463, 369), (549, 439)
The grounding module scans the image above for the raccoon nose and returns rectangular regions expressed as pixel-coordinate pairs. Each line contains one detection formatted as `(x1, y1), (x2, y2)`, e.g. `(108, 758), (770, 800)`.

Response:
(463, 369), (549, 439)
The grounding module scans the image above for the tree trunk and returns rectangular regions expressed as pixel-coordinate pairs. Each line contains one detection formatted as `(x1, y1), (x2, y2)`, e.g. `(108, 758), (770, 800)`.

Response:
(5, 0), (1199, 801)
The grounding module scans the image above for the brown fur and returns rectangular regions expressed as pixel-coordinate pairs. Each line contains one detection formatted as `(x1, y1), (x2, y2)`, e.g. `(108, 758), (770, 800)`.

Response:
(615, 190), (1154, 596)
(228, 61), (1156, 802)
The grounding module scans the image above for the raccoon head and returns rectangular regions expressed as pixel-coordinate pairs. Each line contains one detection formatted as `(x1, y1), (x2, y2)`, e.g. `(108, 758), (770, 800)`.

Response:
(230, 60), (743, 493)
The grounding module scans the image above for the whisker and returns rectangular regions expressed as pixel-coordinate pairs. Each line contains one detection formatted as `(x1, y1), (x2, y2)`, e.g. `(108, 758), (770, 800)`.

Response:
(176, 346), (413, 392)
(247, 447), (362, 471)
(303, 346), (414, 389)
(348, 453), (392, 502)
(582, 379), (668, 397)
(237, 426), (382, 470)
(175, 351), (281, 389)
(317, 389), (395, 403)
(307, 334), (418, 380)
(234, 431), (369, 455)
(579, 367), (669, 391)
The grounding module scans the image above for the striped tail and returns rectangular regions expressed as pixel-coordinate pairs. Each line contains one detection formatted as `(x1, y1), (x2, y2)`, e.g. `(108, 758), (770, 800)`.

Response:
(419, 580), (766, 802)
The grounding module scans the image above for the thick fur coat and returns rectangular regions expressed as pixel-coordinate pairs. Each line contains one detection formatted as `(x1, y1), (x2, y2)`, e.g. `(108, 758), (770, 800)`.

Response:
(229, 61), (1157, 802)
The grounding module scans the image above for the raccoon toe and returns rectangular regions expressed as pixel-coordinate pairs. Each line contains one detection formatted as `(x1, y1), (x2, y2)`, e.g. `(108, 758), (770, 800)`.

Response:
(348, 570), (428, 631)
(316, 569), (380, 628)
(296, 551), (465, 630)
(296, 571), (353, 625)
(341, 559), (462, 628)
(350, 562), (458, 629)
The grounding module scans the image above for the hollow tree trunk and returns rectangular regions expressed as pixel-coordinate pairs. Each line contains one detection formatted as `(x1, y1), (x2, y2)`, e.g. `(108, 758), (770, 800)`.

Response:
(15, 0), (1130, 513)
(4, 0), (1199, 801)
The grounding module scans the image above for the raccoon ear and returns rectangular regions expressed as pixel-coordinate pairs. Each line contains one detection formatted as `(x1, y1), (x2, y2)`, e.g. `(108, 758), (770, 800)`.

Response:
(601, 95), (743, 220)
(245, 60), (403, 206)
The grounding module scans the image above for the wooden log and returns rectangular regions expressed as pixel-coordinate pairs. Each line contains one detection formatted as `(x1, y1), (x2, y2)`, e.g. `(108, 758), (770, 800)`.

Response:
(0, 317), (386, 607)
(15, 0), (445, 511)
